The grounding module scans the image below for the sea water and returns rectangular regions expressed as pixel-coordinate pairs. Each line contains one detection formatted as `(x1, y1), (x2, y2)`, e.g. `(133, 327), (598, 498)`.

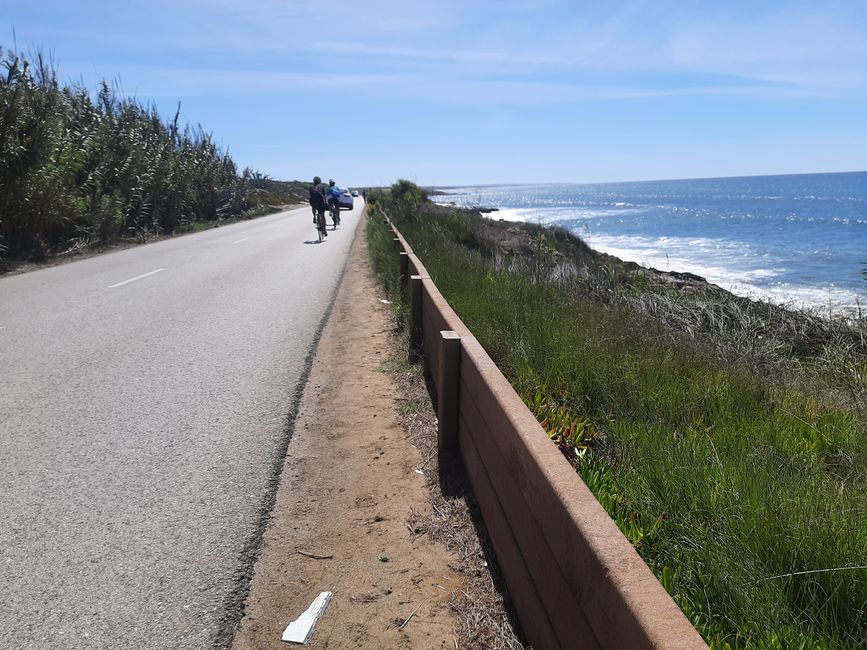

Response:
(433, 172), (867, 315)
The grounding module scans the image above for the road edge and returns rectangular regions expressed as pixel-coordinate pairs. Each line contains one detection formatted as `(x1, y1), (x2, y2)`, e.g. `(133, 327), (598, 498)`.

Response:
(214, 207), (365, 649)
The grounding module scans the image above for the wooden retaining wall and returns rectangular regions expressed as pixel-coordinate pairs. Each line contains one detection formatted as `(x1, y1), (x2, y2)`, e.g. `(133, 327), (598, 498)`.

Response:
(387, 219), (707, 649)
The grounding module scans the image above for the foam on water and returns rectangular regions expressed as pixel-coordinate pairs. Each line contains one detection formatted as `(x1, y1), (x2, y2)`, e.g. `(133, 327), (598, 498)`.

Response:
(583, 233), (861, 314)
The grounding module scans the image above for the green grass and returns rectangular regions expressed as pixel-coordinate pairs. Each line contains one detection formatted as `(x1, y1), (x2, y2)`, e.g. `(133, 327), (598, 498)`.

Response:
(398, 399), (426, 415)
(365, 209), (408, 327)
(366, 182), (867, 649)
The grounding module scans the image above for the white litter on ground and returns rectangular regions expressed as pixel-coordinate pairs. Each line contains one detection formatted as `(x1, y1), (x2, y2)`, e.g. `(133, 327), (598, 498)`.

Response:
(281, 591), (332, 644)
(379, 299), (392, 304)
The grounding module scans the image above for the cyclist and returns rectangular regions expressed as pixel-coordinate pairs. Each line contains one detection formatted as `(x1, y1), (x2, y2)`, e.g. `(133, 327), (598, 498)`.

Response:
(309, 176), (327, 238)
(326, 179), (341, 228)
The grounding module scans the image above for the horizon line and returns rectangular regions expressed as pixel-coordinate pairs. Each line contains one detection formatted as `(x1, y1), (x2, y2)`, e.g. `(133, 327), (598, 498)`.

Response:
(420, 169), (867, 190)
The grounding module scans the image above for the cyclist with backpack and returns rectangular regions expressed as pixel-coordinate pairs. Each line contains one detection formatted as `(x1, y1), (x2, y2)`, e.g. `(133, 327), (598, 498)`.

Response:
(309, 176), (328, 239)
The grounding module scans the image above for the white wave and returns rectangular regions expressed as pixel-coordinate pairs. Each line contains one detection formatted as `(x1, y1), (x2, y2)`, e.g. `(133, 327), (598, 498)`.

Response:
(483, 207), (536, 223)
(485, 206), (638, 224)
(583, 233), (865, 313)
(748, 284), (866, 317)
(585, 235), (776, 280)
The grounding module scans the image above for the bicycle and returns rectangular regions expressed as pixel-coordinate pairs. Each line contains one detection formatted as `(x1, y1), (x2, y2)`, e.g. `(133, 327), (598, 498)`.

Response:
(314, 207), (328, 242)
(329, 200), (340, 229)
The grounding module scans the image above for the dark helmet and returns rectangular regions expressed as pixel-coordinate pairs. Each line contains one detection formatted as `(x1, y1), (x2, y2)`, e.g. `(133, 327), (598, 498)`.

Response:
(328, 179), (335, 186)
(313, 176), (321, 184)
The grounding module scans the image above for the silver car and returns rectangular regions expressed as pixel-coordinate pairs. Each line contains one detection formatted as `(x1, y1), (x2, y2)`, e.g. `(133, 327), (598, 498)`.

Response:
(338, 188), (353, 210)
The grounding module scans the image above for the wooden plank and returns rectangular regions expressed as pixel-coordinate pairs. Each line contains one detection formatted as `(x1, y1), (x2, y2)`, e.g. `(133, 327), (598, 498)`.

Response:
(460, 379), (601, 648)
(399, 252), (409, 288)
(409, 275), (422, 356)
(407, 253), (430, 280)
(422, 289), (444, 378)
(437, 332), (460, 451)
(459, 416), (563, 650)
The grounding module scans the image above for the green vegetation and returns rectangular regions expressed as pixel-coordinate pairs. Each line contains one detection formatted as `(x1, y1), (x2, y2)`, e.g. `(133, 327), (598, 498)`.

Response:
(0, 48), (307, 267)
(367, 181), (867, 648)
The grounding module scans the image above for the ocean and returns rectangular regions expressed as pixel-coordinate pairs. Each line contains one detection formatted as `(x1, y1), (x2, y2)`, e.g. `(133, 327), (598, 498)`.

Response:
(432, 172), (867, 315)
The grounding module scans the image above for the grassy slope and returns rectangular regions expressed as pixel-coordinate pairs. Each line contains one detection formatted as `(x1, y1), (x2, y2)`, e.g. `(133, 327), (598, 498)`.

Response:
(366, 183), (867, 649)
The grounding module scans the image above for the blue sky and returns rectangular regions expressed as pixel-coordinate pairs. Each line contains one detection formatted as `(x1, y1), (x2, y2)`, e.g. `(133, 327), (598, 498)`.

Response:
(4, 0), (867, 186)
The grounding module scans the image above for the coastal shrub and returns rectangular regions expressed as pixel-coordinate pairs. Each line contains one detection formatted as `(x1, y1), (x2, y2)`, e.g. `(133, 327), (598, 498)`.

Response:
(366, 194), (867, 648)
(365, 188), (386, 206)
(390, 178), (426, 204)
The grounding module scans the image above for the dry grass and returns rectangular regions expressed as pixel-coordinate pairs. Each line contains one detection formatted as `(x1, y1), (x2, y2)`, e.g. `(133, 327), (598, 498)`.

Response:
(379, 328), (526, 649)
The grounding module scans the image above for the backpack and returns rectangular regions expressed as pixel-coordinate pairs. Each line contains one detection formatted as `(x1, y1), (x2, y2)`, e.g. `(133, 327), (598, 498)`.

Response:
(309, 183), (325, 206)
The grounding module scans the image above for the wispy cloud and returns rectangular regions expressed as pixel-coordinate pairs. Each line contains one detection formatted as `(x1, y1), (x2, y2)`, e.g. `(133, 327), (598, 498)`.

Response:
(21, 0), (862, 100)
(65, 63), (400, 97)
(385, 78), (823, 108)
(309, 41), (557, 67)
(301, 3), (867, 100)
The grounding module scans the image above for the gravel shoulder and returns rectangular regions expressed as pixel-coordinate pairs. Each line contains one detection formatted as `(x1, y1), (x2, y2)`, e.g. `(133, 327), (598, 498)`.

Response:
(230, 214), (465, 648)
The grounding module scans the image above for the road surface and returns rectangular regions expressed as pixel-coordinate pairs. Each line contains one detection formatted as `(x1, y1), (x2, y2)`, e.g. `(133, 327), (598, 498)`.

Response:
(0, 203), (360, 648)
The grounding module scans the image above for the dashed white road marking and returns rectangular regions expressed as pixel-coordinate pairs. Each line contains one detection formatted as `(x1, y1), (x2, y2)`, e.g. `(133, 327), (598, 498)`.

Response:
(109, 268), (166, 289)
(232, 237), (250, 245)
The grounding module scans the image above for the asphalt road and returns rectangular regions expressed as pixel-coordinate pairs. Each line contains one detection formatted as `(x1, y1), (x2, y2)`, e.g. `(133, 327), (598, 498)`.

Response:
(0, 203), (360, 648)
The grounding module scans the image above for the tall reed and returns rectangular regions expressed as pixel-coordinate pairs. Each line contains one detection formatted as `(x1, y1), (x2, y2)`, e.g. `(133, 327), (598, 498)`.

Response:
(0, 48), (300, 265)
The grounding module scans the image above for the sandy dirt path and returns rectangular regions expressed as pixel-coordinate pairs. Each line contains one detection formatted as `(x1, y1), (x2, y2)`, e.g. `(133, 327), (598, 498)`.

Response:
(231, 213), (464, 649)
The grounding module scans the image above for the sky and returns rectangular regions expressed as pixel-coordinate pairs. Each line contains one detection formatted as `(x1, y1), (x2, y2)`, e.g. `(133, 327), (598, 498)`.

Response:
(3, 0), (867, 186)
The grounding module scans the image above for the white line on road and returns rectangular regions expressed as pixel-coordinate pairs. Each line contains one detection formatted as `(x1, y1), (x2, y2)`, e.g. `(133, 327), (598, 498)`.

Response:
(109, 268), (166, 289)
(232, 237), (250, 245)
